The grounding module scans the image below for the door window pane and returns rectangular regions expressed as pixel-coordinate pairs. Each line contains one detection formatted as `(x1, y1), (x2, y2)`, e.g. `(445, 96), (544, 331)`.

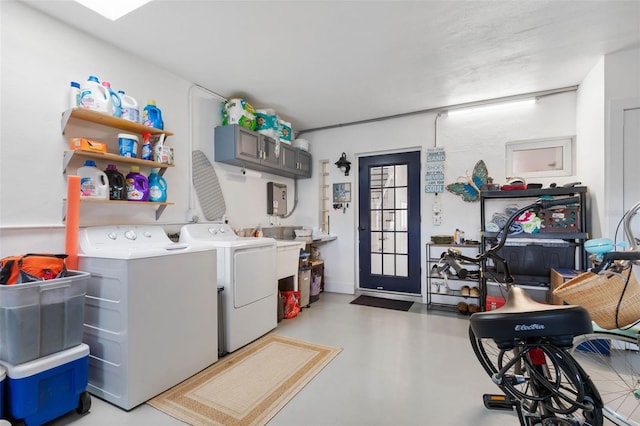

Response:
(370, 189), (382, 209)
(383, 211), (395, 231)
(370, 167), (384, 188)
(395, 165), (407, 186)
(396, 210), (408, 231)
(396, 255), (408, 277)
(383, 166), (394, 186)
(382, 232), (395, 253)
(383, 188), (395, 209)
(371, 253), (382, 274)
(383, 254), (395, 276)
(395, 187), (407, 209)
(396, 232), (408, 254)
(371, 231), (382, 252)
(370, 211), (382, 231)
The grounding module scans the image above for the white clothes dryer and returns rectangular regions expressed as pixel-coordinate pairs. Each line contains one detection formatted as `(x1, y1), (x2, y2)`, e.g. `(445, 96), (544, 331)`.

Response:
(179, 223), (277, 354)
(78, 225), (218, 410)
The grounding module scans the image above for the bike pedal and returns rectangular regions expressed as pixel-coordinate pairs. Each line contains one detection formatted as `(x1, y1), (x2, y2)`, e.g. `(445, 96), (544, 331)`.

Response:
(483, 394), (516, 411)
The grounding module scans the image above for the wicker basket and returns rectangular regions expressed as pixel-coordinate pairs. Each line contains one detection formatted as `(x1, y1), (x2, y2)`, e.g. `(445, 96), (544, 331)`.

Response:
(553, 269), (640, 329)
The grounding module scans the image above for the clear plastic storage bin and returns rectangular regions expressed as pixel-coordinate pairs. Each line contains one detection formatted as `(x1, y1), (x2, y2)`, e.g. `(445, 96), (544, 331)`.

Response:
(0, 271), (89, 364)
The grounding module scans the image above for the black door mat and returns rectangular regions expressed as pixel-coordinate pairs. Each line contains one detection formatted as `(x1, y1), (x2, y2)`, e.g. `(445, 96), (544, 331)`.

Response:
(350, 295), (413, 312)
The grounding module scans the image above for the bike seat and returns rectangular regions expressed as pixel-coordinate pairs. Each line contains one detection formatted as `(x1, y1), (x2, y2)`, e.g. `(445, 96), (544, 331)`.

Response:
(470, 287), (593, 348)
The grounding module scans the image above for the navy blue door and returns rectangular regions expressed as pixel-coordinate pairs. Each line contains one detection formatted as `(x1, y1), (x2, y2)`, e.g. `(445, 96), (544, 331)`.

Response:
(358, 151), (421, 294)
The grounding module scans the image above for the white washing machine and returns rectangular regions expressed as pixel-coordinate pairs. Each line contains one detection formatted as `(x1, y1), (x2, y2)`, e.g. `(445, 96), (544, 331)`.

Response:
(180, 223), (277, 354)
(77, 225), (218, 410)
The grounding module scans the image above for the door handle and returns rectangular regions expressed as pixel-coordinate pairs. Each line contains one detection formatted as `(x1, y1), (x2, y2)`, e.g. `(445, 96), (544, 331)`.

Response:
(358, 226), (366, 231)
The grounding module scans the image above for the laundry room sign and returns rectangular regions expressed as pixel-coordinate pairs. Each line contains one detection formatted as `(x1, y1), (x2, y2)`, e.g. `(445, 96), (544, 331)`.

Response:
(425, 147), (445, 193)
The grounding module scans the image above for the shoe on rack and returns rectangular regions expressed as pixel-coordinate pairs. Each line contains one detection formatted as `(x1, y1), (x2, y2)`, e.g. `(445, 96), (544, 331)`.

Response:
(469, 287), (480, 297)
(460, 285), (470, 297)
(468, 303), (480, 314)
(430, 282), (440, 293)
(430, 265), (441, 277)
(456, 302), (468, 314)
(439, 281), (449, 294)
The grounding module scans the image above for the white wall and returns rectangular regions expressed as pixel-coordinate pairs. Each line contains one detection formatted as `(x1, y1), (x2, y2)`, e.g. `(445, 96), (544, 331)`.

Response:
(576, 57), (605, 238)
(604, 48), (640, 237)
(298, 92), (578, 297)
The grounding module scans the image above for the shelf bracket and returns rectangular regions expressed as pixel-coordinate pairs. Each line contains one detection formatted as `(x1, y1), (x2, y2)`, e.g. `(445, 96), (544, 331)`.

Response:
(61, 109), (73, 135)
(155, 204), (167, 221)
(63, 151), (75, 174)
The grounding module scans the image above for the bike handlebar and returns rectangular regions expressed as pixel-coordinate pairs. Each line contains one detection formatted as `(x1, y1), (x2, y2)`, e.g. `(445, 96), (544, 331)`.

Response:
(539, 196), (580, 210)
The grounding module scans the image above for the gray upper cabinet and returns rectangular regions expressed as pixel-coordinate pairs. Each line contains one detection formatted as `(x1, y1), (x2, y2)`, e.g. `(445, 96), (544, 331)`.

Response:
(215, 125), (311, 178)
(282, 144), (311, 177)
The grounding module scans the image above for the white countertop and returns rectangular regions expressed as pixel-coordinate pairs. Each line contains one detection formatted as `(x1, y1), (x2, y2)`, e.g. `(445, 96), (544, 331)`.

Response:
(293, 235), (338, 243)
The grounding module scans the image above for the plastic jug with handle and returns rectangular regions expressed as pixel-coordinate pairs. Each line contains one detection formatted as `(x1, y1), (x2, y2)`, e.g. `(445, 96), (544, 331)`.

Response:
(104, 164), (126, 200)
(143, 100), (164, 129)
(125, 166), (149, 201)
(148, 168), (167, 202)
(118, 90), (140, 123)
(101, 81), (122, 117)
(78, 160), (109, 199)
(80, 76), (111, 114)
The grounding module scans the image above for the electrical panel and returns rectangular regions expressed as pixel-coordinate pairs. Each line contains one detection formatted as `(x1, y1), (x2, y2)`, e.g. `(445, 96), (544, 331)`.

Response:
(267, 182), (287, 216)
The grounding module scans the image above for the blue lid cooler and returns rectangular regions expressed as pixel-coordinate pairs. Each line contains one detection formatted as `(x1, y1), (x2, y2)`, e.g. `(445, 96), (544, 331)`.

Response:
(3, 344), (90, 425)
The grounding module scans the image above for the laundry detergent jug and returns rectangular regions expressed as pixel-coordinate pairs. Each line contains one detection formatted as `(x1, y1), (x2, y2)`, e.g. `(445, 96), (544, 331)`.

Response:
(142, 100), (164, 129)
(102, 81), (122, 117)
(78, 160), (109, 199)
(80, 75), (110, 113)
(104, 164), (126, 200)
(118, 90), (140, 123)
(125, 166), (149, 201)
(148, 168), (167, 202)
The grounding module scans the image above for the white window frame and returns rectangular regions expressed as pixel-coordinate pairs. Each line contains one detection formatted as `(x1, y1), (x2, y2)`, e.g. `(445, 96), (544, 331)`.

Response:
(505, 136), (575, 178)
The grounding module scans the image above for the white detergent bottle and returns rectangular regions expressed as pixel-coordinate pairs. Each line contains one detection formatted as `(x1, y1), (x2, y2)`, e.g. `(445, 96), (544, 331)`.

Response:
(78, 160), (109, 199)
(118, 90), (140, 123)
(80, 75), (111, 114)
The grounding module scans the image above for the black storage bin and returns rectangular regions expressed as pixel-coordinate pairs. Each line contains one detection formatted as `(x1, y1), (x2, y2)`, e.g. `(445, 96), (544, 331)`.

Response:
(495, 242), (576, 285)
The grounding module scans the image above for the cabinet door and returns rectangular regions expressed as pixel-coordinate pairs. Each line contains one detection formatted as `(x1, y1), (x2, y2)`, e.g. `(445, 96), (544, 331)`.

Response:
(296, 150), (312, 177)
(236, 127), (261, 164)
(281, 144), (298, 173)
(261, 136), (280, 168)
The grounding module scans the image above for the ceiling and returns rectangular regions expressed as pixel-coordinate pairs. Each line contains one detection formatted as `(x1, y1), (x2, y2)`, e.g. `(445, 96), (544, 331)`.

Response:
(20, 0), (640, 132)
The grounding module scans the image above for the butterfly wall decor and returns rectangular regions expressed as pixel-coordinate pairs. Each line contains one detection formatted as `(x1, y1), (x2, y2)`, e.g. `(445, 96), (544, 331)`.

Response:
(446, 160), (489, 202)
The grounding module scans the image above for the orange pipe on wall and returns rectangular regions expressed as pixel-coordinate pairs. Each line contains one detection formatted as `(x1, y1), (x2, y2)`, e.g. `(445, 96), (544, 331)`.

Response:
(65, 175), (80, 270)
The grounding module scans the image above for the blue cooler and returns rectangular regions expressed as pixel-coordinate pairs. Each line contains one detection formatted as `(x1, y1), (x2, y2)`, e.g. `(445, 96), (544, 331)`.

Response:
(3, 344), (90, 425)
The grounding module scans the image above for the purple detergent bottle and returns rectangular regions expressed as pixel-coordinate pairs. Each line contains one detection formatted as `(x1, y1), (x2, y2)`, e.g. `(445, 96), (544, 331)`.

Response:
(125, 166), (149, 201)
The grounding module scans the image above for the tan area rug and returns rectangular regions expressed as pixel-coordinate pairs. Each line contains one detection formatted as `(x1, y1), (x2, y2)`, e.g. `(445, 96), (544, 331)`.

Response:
(148, 333), (342, 426)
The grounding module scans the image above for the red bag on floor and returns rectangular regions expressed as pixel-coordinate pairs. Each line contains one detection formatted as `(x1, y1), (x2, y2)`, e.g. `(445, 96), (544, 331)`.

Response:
(282, 291), (301, 319)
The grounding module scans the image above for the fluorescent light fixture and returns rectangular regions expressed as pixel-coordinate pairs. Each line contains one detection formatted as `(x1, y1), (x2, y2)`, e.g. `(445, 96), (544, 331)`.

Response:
(446, 98), (537, 117)
(73, 0), (153, 21)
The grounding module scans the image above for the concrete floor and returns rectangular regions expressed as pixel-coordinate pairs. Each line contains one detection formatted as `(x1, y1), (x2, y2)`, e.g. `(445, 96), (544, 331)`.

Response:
(48, 293), (516, 425)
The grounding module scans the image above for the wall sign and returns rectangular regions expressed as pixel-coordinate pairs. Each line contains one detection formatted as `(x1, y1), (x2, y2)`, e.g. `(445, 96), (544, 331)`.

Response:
(425, 147), (446, 193)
